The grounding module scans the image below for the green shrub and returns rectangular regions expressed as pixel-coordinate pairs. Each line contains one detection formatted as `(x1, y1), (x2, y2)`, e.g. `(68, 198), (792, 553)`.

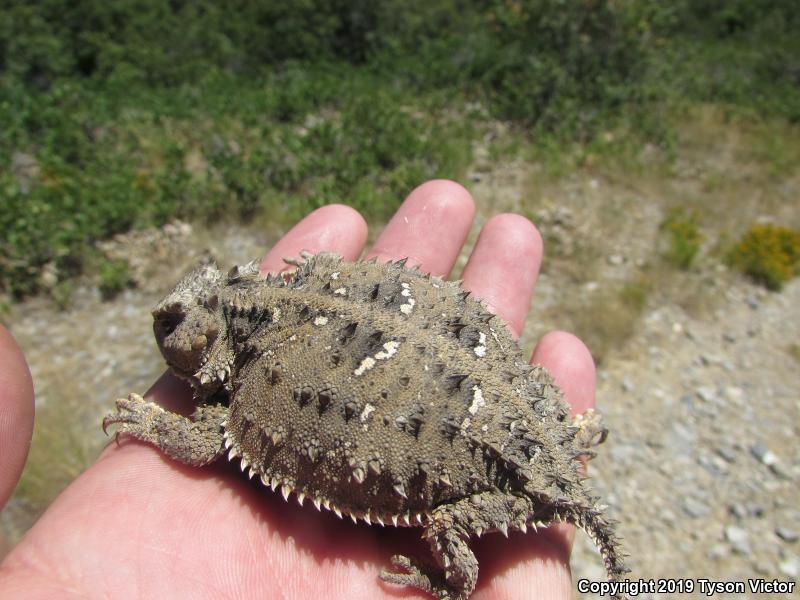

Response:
(728, 224), (800, 290)
(98, 257), (133, 299)
(661, 207), (704, 270)
(1, 0), (798, 299)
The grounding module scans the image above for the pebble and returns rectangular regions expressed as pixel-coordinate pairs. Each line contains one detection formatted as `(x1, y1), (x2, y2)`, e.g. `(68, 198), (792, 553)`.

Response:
(770, 463), (792, 480)
(725, 525), (752, 554)
(682, 497), (711, 518)
(730, 503), (749, 519)
(716, 445), (737, 463)
(724, 386), (744, 403)
(750, 442), (778, 466)
(607, 254), (624, 266)
(776, 526), (799, 543)
(707, 543), (728, 560)
(621, 377), (635, 393)
(697, 386), (717, 402)
(779, 557), (799, 578)
(699, 354), (720, 366)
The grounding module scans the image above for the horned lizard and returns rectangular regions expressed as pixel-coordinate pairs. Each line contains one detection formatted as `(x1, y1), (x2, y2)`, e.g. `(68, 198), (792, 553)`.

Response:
(103, 251), (628, 599)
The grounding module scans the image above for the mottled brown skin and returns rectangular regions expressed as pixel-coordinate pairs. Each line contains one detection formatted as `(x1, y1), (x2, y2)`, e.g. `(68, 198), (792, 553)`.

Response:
(104, 252), (628, 599)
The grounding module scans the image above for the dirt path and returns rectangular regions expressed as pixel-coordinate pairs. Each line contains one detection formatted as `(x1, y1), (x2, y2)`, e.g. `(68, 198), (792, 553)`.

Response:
(3, 139), (799, 596)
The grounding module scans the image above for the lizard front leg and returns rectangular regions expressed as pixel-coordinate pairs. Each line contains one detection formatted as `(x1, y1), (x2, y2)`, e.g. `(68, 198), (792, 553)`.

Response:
(103, 393), (228, 467)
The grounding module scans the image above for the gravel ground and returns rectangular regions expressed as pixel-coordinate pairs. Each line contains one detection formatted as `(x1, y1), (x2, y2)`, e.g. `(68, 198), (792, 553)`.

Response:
(2, 174), (798, 597)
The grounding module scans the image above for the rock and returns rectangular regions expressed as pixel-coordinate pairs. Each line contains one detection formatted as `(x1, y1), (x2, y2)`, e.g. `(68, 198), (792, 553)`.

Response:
(707, 542), (728, 560)
(779, 557), (799, 578)
(750, 442), (779, 467)
(621, 378), (635, 393)
(753, 560), (771, 574)
(607, 254), (624, 266)
(699, 354), (717, 366)
(725, 525), (751, 554)
(11, 151), (40, 193)
(724, 386), (744, 403)
(698, 453), (726, 478)
(730, 503), (749, 519)
(776, 527), (799, 543)
(682, 497), (711, 518)
(697, 386), (717, 402)
(39, 261), (59, 289)
(716, 445), (737, 463)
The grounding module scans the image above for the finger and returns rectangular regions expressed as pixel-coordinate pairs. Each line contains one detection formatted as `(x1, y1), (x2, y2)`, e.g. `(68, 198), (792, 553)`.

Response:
(460, 213), (543, 337)
(260, 204), (368, 273)
(531, 330), (596, 416)
(366, 180), (475, 276)
(0, 325), (35, 511)
(524, 330), (598, 551)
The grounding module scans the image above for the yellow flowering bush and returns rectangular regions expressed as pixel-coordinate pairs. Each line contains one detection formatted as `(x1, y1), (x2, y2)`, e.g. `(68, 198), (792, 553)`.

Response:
(729, 224), (800, 290)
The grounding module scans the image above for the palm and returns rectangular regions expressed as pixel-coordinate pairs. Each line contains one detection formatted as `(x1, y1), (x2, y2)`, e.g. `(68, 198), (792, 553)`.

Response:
(0, 181), (596, 599)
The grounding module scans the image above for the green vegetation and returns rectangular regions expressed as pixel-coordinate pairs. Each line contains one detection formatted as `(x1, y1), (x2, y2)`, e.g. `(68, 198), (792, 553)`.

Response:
(789, 343), (800, 365)
(97, 257), (133, 300)
(728, 224), (800, 290)
(661, 207), (704, 270)
(1, 1), (798, 298)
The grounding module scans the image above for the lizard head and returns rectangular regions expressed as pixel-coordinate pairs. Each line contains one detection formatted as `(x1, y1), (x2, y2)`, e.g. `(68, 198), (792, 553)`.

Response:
(152, 262), (229, 394)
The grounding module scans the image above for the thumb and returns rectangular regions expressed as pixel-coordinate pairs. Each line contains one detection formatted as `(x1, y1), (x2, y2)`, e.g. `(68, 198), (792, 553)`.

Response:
(0, 325), (35, 511)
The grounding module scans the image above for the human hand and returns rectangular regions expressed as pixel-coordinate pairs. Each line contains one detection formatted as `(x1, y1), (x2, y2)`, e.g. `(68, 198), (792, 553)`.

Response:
(0, 180), (596, 598)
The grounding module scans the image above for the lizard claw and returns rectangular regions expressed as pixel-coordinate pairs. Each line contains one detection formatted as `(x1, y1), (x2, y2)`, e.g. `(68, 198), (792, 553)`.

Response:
(102, 393), (161, 439)
(381, 554), (460, 599)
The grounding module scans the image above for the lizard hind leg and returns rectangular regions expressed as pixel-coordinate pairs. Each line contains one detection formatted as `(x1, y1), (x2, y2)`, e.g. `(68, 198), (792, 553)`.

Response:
(103, 393), (229, 467)
(381, 491), (536, 600)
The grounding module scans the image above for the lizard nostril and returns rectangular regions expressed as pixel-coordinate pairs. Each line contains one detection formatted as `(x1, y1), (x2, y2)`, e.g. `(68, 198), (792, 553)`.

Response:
(158, 314), (182, 336)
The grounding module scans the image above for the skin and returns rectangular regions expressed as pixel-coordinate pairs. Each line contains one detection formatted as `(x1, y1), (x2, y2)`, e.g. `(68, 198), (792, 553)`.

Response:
(0, 180), (596, 599)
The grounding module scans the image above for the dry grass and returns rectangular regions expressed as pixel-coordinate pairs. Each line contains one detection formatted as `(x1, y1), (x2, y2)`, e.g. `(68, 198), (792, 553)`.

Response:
(566, 274), (653, 365)
(513, 104), (800, 362)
